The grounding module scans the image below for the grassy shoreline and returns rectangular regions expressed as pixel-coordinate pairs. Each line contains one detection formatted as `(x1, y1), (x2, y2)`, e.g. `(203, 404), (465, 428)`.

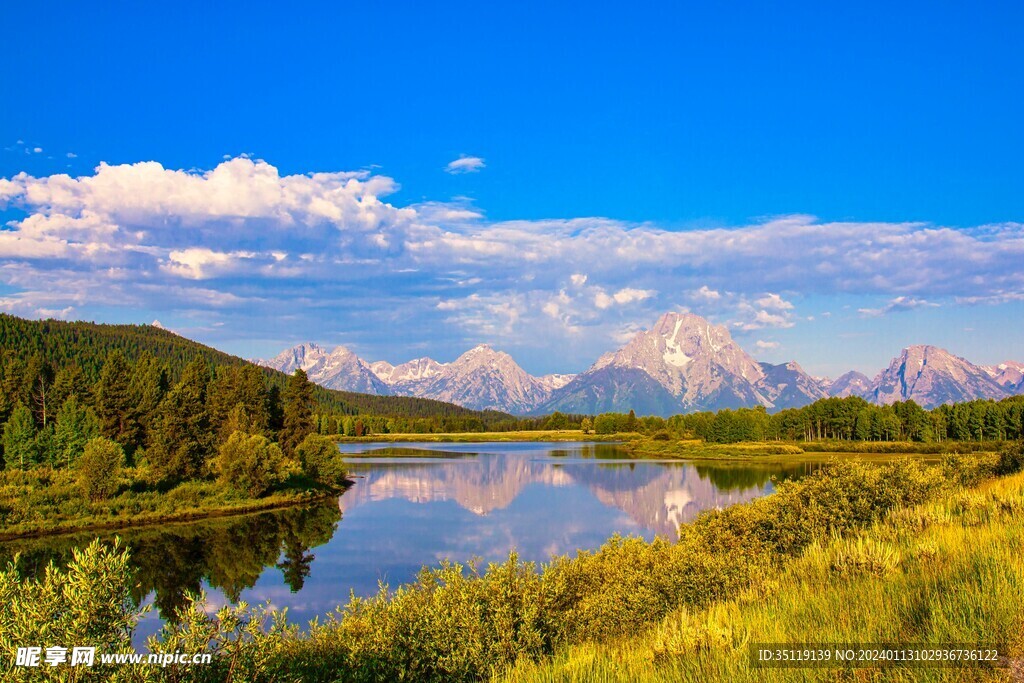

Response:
(0, 462), (348, 542)
(338, 432), (1006, 464)
(499, 466), (1024, 682)
(337, 430), (631, 443)
(0, 487), (339, 542)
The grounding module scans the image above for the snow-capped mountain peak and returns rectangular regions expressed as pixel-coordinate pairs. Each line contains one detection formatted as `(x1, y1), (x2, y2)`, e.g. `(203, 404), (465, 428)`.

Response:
(257, 316), (1023, 416)
(255, 342), (391, 395)
(865, 345), (1009, 408)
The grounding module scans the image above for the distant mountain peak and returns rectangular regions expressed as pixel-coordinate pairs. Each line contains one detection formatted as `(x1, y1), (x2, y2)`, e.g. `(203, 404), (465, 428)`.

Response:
(541, 311), (788, 416)
(256, 313), (1022, 416)
(865, 344), (1008, 408)
(256, 342), (391, 396)
(828, 370), (872, 398)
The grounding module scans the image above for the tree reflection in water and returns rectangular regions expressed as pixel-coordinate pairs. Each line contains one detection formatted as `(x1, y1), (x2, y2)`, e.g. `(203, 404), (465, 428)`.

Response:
(0, 498), (341, 621)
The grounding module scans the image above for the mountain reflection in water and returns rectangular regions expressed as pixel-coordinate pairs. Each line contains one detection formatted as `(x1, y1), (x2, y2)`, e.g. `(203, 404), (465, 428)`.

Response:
(1, 441), (815, 646)
(338, 443), (790, 536)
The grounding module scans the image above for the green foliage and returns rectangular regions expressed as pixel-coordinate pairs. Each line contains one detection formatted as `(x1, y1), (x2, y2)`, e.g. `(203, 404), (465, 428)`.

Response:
(207, 365), (270, 443)
(594, 412), (641, 434)
(2, 403), (38, 470)
(53, 395), (100, 468)
(664, 395), (1024, 445)
(0, 539), (142, 681)
(0, 312), (507, 424)
(147, 359), (213, 481)
(295, 434), (348, 487)
(210, 431), (297, 497)
(279, 369), (315, 456)
(996, 439), (1024, 475)
(95, 350), (140, 452)
(77, 437), (125, 501)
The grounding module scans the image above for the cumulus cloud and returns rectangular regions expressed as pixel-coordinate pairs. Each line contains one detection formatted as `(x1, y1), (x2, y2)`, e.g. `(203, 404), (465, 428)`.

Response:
(594, 287), (656, 310)
(694, 285), (720, 301)
(444, 155), (485, 174)
(2, 157), (1024, 362)
(734, 309), (796, 331)
(755, 293), (794, 310)
(755, 340), (780, 350)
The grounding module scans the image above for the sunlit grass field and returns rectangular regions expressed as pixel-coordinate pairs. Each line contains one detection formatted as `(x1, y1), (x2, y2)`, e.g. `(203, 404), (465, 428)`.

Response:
(496, 471), (1024, 683)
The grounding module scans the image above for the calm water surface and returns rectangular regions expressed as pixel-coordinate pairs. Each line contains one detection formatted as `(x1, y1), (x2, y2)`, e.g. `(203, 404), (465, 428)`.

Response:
(1, 442), (822, 647)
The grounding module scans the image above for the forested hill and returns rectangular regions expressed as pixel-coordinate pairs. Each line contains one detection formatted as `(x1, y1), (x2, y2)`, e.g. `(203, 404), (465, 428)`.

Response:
(0, 314), (504, 420)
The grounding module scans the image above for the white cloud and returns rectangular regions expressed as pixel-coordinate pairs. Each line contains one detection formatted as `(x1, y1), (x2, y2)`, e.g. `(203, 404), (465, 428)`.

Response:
(2, 157), (1024, 360)
(755, 293), (794, 310)
(734, 309), (796, 331)
(755, 340), (780, 350)
(32, 147), (42, 154)
(444, 155), (485, 174)
(694, 285), (720, 300)
(66, 152), (77, 159)
(594, 287), (655, 310)
(858, 296), (940, 317)
(162, 248), (258, 280)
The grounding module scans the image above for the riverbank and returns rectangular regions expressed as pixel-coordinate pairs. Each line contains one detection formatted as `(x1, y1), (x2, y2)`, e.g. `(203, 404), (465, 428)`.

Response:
(625, 438), (1005, 462)
(499, 460), (1024, 682)
(338, 429), (630, 443)
(0, 467), (344, 541)
(338, 432), (1007, 462)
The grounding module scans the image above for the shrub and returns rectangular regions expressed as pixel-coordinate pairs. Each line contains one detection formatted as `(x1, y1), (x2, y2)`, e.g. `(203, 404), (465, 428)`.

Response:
(210, 431), (298, 497)
(651, 430), (672, 441)
(0, 539), (141, 681)
(296, 434), (348, 487)
(76, 437), (125, 501)
(996, 440), (1024, 476)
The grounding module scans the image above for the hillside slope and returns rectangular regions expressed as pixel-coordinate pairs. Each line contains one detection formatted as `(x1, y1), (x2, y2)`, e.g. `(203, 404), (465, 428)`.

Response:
(0, 314), (503, 419)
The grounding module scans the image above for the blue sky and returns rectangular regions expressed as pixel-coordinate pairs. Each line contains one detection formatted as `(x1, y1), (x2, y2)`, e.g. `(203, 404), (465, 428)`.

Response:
(2, 1), (1023, 378)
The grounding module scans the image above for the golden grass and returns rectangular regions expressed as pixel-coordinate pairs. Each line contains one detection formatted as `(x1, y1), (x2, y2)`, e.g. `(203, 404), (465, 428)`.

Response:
(495, 472), (1024, 683)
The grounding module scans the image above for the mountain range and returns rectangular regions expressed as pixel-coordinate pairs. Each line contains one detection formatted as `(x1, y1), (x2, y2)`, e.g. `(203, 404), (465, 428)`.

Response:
(256, 312), (1024, 416)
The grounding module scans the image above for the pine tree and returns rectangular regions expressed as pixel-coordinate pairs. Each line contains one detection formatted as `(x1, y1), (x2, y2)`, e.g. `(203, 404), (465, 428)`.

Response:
(208, 365), (269, 442)
(130, 353), (168, 450)
(26, 352), (55, 428)
(50, 364), (92, 412)
(266, 385), (284, 433)
(148, 358), (213, 481)
(2, 402), (38, 469)
(279, 369), (315, 456)
(0, 354), (28, 426)
(95, 351), (140, 451)
(54, 395), (101, 468)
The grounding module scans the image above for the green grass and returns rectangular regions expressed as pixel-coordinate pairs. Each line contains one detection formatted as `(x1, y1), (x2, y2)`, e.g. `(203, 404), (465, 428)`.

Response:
(0, 467), (338, 540)
(495, 471), (1024, 683)
(800, 440), (1005, 455)
(626, 438), (1005, 462)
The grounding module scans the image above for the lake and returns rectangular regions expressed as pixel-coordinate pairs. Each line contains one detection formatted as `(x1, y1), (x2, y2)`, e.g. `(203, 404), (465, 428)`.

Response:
(0, 441), (822, 647)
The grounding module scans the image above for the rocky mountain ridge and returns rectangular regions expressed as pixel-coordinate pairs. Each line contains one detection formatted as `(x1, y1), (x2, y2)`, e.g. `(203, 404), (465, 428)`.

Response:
(256, 313), (1023, 416)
